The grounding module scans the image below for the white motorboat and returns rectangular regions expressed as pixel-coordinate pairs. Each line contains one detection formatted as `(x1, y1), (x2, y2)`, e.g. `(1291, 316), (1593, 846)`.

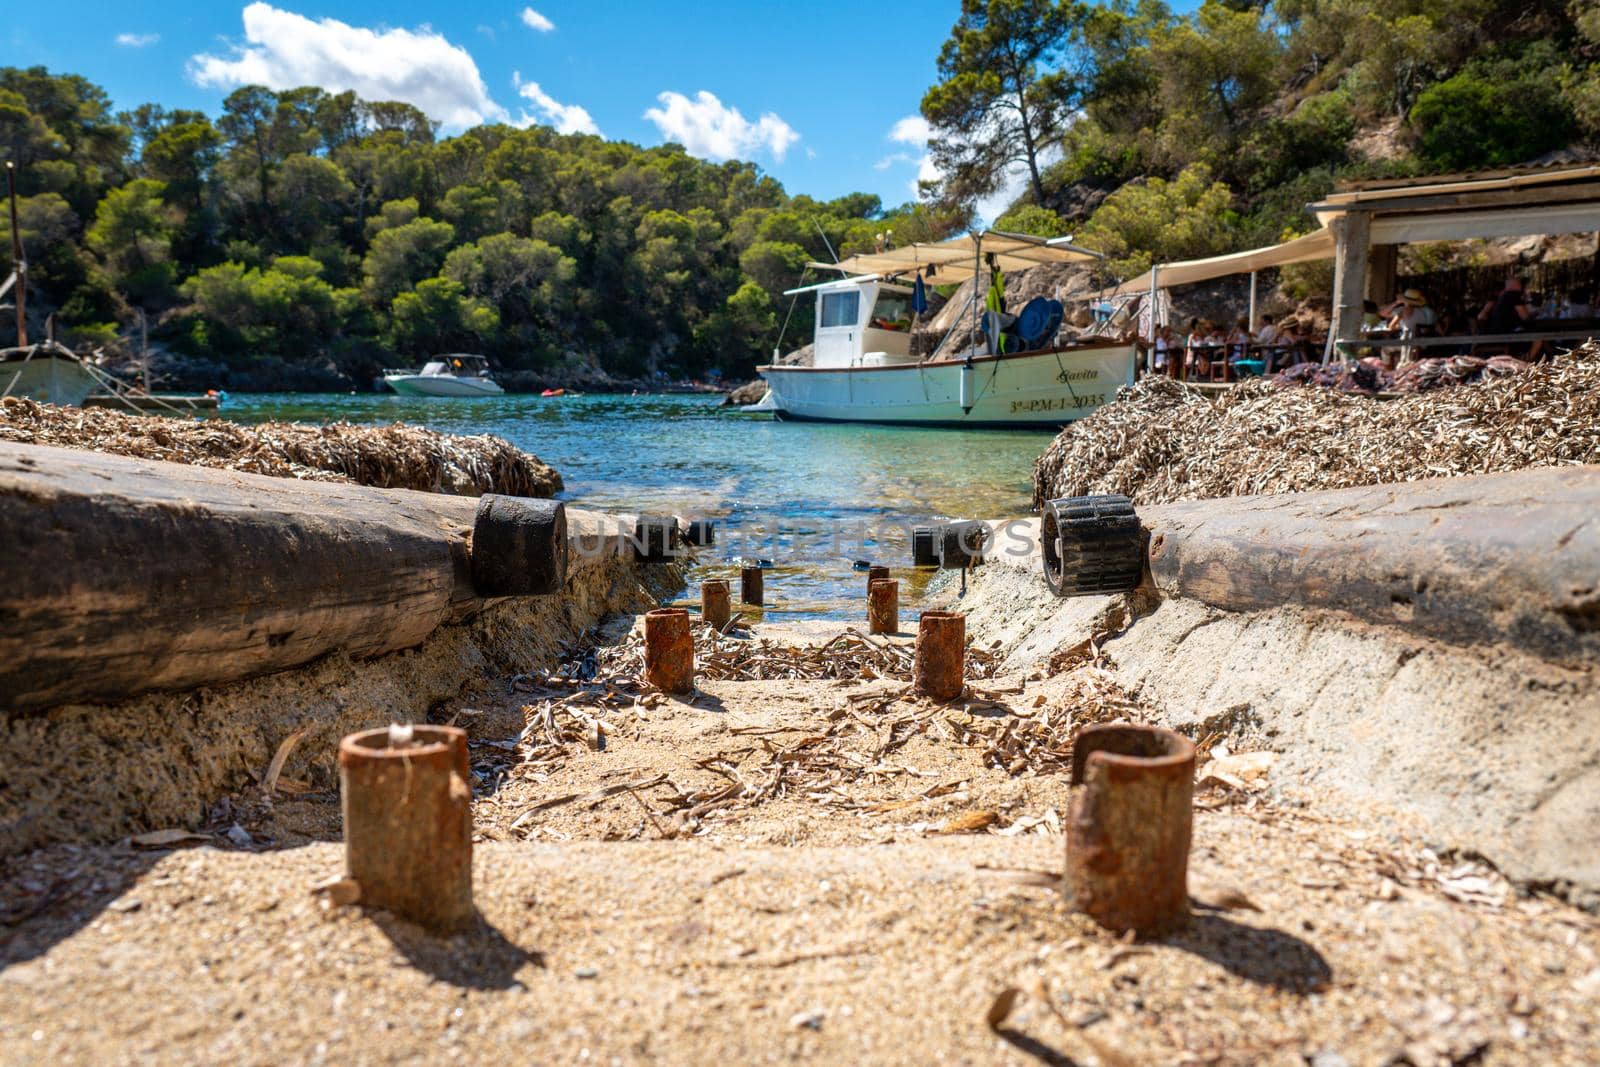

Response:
(383, 354), (505, 397)
(757, 231), (1136, 428)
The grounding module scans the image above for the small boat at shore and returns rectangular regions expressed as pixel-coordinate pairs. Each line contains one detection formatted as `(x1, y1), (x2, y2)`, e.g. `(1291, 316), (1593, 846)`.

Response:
(383, 354), (504, 397)
(1, 342), (100, 406)
(757, 231), (1137, 429)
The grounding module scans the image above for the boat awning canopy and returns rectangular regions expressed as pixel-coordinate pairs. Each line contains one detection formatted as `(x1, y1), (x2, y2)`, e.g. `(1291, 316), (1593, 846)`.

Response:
(810, 230), (1103, 282)
(1108, 229), (1337, 297)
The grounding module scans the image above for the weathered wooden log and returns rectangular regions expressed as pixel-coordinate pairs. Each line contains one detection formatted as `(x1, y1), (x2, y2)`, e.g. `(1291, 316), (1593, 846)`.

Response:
(1141, 465), (1600, 666)
(0, 442), (597, 712)
(1065, 724), (1194, 936)
(868, 578), (899, 635)
(913, 610), (965, 700)
(644, 608), (694, 693)
(339, 725), (474, 932)
(700, 579), (731, 631)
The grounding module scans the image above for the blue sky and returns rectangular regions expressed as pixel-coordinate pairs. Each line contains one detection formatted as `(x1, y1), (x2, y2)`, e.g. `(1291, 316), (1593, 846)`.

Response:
(6, 1), (973, 210)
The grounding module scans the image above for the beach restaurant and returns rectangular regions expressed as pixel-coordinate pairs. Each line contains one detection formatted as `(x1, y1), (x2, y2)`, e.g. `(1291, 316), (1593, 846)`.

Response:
(1109, 162), (1600, 378)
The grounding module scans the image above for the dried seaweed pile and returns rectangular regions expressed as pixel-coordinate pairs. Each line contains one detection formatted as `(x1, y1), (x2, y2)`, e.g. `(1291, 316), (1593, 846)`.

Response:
(1034, 341), (1600, 507)
(0, 396), (562, 497)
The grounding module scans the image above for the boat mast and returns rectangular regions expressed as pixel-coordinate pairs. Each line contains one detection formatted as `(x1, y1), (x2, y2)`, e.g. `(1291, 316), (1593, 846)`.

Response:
(6, 161), (25, 347)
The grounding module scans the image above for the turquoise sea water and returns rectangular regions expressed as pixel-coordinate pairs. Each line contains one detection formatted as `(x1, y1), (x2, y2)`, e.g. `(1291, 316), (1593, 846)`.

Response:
(225, 392), (1052, 619)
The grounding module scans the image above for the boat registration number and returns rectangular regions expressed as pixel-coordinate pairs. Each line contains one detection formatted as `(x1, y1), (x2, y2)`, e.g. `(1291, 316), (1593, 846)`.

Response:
(1010, 394), (1107, 414)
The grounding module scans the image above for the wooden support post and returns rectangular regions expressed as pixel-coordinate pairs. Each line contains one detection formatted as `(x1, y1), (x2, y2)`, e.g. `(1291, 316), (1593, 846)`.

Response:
(867, 578), (899, 635)
(1368, 243), (1399, 305)
(644, 607), (694, 693)
(1247, 271), (1257, 332)
(1328, 211), (1372, 362)
(740, 564), (764, 606)
(700, 579), (731, 630)
(1065, 724), (1194, 935)
(913, 610), (965, 701)
(339, 725), (475, 933)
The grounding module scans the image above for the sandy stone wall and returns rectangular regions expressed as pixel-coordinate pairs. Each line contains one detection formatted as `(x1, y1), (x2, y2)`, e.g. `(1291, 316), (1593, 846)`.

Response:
(951, 515), (1600, 907)
(0, 553), (684, 856)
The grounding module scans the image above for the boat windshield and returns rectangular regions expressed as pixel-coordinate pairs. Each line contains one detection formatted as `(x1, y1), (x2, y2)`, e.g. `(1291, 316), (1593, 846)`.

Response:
(420, 361), (448, 375)
(870, 291), (914, 331)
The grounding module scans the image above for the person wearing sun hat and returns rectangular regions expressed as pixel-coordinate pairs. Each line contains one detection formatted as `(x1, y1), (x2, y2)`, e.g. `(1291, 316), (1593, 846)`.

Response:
(1380, 288), (1437, 363)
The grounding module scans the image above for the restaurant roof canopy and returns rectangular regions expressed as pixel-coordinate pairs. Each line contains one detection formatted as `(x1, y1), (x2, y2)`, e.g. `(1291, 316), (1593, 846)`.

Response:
(1109, 229), (1336, 297)
(1108, 162), (1600, 298)
(811, 229), (1103, 282)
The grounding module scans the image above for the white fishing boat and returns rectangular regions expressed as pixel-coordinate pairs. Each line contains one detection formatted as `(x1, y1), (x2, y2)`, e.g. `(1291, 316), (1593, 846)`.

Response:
(756, 231), (1136, 428)
(383, 354), (505, 397)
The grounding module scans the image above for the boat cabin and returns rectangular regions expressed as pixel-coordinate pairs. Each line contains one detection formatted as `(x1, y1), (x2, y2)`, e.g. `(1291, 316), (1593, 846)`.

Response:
(421, 354), (494, 378)
(803, 277), (918, 369)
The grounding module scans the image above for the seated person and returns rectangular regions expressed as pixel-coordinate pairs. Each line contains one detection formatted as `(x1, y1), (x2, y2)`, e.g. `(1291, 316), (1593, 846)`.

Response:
(1188, 319), (1218, 377)
(1563, 288), (1594, 319)
(1255, 314), (1282, 372)
(1150, 324), (1175, 377)
(1381, 289), (1438, 336)
(1361, 300), (1383, 331)
(1479, 275), (1538, 357)
(1225, 318), (1252, 374)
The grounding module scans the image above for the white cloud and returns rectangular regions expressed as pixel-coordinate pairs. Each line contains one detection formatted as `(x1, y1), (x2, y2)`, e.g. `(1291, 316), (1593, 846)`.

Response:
(888, 115), (931, 146)
(877, 112), (1051, 224)
(191, 3), (502, 129)
(116, 32), (159, 48)
(643, 90), (799, 162)
(512, 73), (599, 136)
(880, 114), (941, 200)
(519, 7), (555, 32)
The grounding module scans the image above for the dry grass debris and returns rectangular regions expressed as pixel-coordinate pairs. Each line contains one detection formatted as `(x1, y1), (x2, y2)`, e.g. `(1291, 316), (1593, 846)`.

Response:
(1034, 340), (1600, 507)
(0, 395), (561, 496)
(466, 627), (1136, 844)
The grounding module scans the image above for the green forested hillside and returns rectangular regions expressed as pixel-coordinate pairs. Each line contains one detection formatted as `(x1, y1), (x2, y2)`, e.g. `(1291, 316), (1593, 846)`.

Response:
(931, 0), (1600, 277)
(3, 1), (1597, 387)
(0, 72), (962, 384)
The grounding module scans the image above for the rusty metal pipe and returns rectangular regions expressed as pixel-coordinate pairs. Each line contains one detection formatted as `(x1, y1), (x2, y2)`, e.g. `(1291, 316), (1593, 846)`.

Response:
(913, 610), (965, 701)
(740, 564), (764, 606)
(700, 578), (731, 630)
(866, 564), (890, 591)
(644, 607), (694, 693)
(1065, 723), (1195, 936)
(339, 724), (474, 932)
(867, 578), (899, 635)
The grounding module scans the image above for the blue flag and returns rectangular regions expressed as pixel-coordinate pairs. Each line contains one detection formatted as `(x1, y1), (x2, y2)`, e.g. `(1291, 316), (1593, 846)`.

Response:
(912, 272), (928, 314)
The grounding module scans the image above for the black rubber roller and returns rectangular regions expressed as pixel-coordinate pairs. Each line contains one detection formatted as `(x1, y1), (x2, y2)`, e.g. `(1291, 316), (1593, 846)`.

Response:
(911, 526), (939, 567)
(633, 515), (681, 563)
(1041, 494), (1145, 597)
(472, 495), (568, 596)
(683, 519), (716, 546)
(938, 520), (988, 569)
